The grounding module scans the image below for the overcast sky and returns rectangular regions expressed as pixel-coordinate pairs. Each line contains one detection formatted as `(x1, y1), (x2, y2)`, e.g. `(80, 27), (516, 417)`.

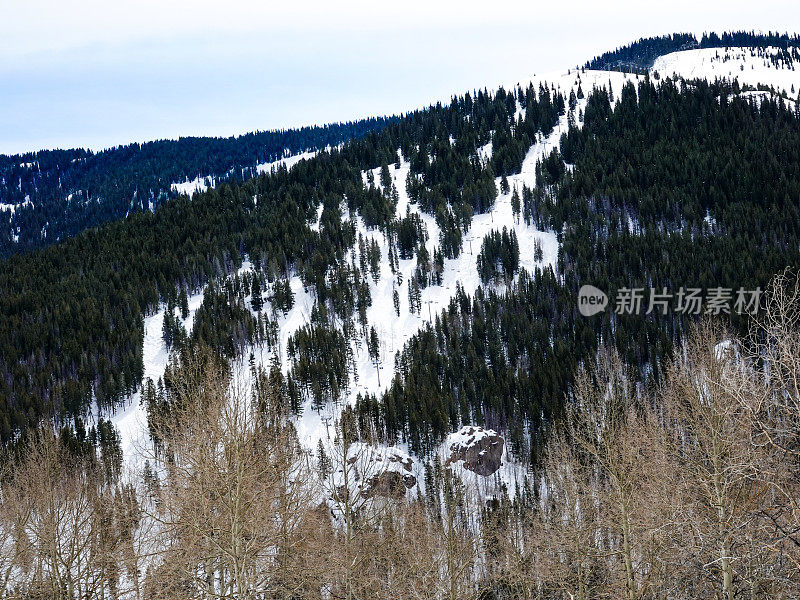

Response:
(1, 0), (799, 155)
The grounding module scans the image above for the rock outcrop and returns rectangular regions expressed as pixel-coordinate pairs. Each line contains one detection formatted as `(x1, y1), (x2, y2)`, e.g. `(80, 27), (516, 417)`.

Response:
(445, 426), (504, 476)
(363, 470), (417, 499)
(333, 443), (417, 501)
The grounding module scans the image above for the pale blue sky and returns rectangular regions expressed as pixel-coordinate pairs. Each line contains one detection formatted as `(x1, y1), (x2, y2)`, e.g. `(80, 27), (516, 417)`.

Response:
(1, 0), (799, 155)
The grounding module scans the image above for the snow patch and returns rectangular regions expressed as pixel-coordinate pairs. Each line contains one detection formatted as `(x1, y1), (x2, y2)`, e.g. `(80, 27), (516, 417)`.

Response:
(653, 47), (800, 98)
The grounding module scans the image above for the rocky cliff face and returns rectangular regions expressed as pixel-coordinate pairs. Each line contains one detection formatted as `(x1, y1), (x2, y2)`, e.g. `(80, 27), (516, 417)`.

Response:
(445, 426), (505, 476)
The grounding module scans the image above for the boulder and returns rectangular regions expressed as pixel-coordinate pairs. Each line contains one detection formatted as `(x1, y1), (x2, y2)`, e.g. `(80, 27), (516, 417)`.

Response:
(362, 470), (417, 499)
(335, 443), (417, 500)
(446, 425), (504, 476)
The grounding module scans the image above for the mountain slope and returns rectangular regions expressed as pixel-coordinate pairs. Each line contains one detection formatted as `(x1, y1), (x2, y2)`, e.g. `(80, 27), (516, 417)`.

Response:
(115, 46), (800, 469)
(2, 35), (800, 469)
(0, 118), (395, 259)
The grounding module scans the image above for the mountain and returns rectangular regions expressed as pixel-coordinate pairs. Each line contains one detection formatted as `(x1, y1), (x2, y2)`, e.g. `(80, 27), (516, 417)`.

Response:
(0, 118), (395, 258)
(2, 31), (800, 599)
(2, 32), (800, 450)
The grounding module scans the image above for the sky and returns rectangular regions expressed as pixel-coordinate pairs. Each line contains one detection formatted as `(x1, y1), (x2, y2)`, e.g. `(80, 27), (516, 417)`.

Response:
(1, 0), (799, 155)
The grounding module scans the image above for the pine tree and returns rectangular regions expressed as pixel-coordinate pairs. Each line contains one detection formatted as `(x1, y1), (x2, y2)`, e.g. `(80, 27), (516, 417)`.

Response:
(367, 326), (381, 387)
(179, 287), (190, 320)
(500, 174), (510, 194)
(408, 278), (422, 315)
(251, 274), (263, 312)
(511, 187), (521, 222)
(317, 439), (332, 479)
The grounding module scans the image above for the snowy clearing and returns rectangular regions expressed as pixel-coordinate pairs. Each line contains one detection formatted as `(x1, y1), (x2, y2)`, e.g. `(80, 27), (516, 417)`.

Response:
(653, 46), (800, 97)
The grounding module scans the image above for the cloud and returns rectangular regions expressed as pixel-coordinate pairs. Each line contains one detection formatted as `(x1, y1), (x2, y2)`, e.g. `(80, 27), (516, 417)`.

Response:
(1, 0), (798, 153)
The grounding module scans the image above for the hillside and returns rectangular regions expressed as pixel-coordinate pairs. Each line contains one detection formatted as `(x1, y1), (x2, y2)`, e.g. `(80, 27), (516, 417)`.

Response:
(1, 37), (799, 448)
(2, 32), (800, 598)
(0, 117), (395, 258)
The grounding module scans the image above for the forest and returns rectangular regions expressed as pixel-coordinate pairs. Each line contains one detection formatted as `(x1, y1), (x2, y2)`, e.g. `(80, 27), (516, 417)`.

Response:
(0, 116), (396, 259)
(0, 80), (563, 442)
(1, 275), (800, 599)
(1, 30), (800, 598)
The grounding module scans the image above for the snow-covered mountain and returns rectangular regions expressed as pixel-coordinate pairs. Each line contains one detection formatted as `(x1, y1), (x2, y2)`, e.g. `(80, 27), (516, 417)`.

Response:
(109, 43), (800, 499)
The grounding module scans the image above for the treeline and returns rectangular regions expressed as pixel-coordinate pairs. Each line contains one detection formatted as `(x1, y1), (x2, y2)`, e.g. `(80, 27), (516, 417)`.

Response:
(584, 32), (697, 72)
(584, 29), (800, 72)
(2, 277), (800, 599)
(0, 117), (395, 258)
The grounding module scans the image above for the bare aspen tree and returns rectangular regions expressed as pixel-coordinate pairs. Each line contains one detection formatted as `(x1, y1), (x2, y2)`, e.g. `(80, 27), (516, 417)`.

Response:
(534, 427), (607, 600)
(738, 270), (800, 589)
(323, 435), (399, 600)
(569, 347), (674, 600)
(435, 468), (479, 600)
(662, 322), (768, 599)
(380, 501), (443, 600)
(5, 430), (114, 600)
(145, 350), (317, 599)
(0, 451), (34, 598)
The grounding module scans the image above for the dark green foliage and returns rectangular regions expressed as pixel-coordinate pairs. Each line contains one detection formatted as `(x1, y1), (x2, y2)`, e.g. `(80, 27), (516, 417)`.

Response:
(287, 317), (351, 410)
(403, 84), (564, 220)
(476, 228), (520, 284)
(0, 117), (397, 258)
(191, 278), (260, 359)
(272, 279), (294, 314)
(396, 209), (427, 260)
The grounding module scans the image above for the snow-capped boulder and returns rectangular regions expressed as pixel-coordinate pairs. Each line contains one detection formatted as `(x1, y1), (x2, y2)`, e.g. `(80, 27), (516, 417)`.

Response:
(332, 443), (417, 501)
(445, 426), (504, 476)
(360, 447), (416, 498)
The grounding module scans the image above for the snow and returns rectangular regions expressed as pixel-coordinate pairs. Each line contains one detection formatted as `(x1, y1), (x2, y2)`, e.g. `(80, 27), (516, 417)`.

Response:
(255, 149), (318, 174)
(109, 289), (206, 465)
(171, 176), (213, 197)
(169, 149), (318, 198)
(330, 442), (415, 488)
(439, 425), (529, 499)
(653, 47), (800, 98)
(477, 141), (493, 162)
(446, 425), (496, 450)
(287, 131), (563, 481)
(714, 339), (738, 362)
(350, 145), (559, 403)
(0, 196), (33, 220)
